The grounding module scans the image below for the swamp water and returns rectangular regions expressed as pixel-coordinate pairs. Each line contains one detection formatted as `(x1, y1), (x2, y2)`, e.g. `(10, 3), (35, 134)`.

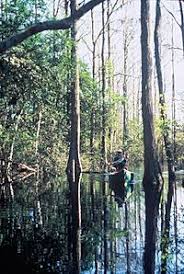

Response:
(0, 170), (184, 273)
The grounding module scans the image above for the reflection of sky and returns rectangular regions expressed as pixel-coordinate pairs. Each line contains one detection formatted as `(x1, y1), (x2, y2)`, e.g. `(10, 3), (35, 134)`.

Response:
(81, 179), (184, 273)
(77, 0), (184, 122)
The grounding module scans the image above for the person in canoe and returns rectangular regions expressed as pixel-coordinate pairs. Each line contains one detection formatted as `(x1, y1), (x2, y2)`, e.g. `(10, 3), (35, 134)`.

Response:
(109, 150), (135, 204)
(112, 149), (128, 171)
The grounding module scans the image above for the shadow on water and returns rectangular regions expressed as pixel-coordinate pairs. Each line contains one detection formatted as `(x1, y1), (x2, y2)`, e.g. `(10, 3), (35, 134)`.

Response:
(160, 171), (184, 274)
(67, 173), (81, 274)
(109, 171), (126, 207)
(0, 168), (184, 273)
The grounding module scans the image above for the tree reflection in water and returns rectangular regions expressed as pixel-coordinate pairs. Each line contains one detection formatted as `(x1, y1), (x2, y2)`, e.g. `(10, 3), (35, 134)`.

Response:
(0, 172), (184, 273)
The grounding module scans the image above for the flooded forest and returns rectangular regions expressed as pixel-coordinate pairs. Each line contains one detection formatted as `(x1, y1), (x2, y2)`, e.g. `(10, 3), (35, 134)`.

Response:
(0, 0), (184, 273)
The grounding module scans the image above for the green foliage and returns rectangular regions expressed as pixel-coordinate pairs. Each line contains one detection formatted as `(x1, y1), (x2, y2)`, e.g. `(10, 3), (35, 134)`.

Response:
(79, 62), (101, 144)
(126, 119), (144, 165)
(1, 0), (182, 173)
(175, 124), (184, 166)
(1, 0), (47, 38)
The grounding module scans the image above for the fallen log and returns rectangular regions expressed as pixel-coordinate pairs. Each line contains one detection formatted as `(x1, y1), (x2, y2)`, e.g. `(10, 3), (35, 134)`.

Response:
(15, 163), (37, 173)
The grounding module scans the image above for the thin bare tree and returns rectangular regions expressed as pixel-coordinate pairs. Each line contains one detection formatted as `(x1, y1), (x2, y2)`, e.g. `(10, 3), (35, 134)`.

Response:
(154, 1), (176, 271)
(141, 0), (163, 272)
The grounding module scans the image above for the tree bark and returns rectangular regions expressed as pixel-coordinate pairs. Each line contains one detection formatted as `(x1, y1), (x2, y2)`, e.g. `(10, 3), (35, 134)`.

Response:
(154, 0), (175, 182)
(66, 0), (82, 183)
(101, 0), (107, 170)
(90, 9), (96, 159)
(141, 0), (163, 273)
(64, 0), (69, 16)
(66, 0), (82, 250)
(64, 0), (72, 140)
(154, 4), (176, 271)
(107, 0), (113, 153)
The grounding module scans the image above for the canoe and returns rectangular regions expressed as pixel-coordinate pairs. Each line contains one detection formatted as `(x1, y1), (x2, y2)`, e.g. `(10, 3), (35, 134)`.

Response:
(109, 169), (135, 206)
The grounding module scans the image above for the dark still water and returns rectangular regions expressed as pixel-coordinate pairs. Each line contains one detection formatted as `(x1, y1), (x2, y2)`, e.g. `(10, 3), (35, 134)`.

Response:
(0, 170), (184, 273)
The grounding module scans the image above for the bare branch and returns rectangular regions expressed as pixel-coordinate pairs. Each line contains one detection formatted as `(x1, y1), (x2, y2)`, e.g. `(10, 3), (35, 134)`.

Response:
(161, 1), (180, 27)
(179, 0), (184, 57)
(95, 0), (120, 43)
(54, 0), (62, 17)
(0, 0), (107, 54)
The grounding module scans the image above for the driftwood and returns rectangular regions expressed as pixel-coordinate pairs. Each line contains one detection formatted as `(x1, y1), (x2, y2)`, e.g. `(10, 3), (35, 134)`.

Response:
(0, 160), (37, 185)
(15, 163), (37, 173)
(0, 159), (37, 173)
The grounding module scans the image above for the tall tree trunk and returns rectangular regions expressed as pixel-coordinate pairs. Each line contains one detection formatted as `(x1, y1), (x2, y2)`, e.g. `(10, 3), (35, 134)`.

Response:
(154, 0), (175, 186)
(123, 31), (128, 148)
(90, 9), (95, 160)
(101, 0), (107, 169)
(154, 3), (176, 271)
(66, 7), (81, 271)
(66, 0), (82, 213)
(64, 0), (71, 136)
(171, 20), (176, 163)
(107, 0), (111, 86)
(107, 0), (113, 153)
(141, 0), (163, 273)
